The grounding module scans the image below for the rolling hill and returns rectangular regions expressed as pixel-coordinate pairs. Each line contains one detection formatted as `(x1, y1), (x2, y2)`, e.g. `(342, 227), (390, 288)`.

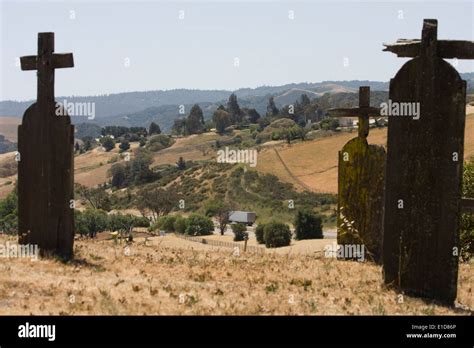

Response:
(0, 109), (473, 200)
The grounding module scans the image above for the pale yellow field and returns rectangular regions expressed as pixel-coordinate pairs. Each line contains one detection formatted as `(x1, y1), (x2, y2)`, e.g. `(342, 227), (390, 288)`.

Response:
(0, 117), (21, 142)
(258, 113), (474, 193)
(0, 234), (471, 315)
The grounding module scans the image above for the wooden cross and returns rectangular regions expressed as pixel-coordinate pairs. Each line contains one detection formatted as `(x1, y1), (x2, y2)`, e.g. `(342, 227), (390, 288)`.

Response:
(18, 33), (75, 259)
(20, 32), (74, 107)
(327, 86), (380, 137)
(383, 19), (474, 59)
(382, 19), (474, 304)
(326, 86), (386, 263)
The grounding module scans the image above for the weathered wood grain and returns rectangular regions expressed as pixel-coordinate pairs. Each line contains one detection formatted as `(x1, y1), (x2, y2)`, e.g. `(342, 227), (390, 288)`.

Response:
(18, 32), (75, 259)
(329, 87), (386, 263)
(383, 19), (468, 304)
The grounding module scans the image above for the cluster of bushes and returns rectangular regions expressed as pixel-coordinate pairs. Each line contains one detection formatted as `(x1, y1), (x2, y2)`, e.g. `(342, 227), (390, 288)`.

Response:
(101, 126), (148, 139)
(145, 134), (175, 152)
(255, 222), (292, 248)
(0, 188), (17, 235)
(75, 209), (150, 238)
(294, 210), (324, 240)
(231, 223), (248, 241)
(255, 210), (323, 248)
(109, 149), (157, 188)
(149, 214), (214, 236)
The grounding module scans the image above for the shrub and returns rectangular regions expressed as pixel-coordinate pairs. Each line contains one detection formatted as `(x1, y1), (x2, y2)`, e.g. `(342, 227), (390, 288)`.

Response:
(255, 223), (266, 244)
(146, 134), (174, 152)
(263, 222), (292, 248)
(0, 189), (17, 235)
(294, 210), (323, 240)
(159, 215), (177, 233)
(119, 140), (130, 153)
(231, 223), (248, 241)
(108, 213), (136, 234)
(101, 136), (115, 152)
(133, 216), (150, 228)
(174, 216), (187, 234)
(75, 209), (108, 238)
(460, 157), (474, 261)
(185, 214), (214, 236)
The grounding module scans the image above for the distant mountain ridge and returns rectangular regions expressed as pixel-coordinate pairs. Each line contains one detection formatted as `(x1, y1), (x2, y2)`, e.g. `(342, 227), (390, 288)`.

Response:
(1, 74), (472, 132)
(0, 80), (391, 119)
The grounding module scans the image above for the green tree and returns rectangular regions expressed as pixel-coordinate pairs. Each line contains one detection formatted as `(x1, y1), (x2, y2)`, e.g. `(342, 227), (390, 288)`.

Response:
(176, 157), (186, 170)
(186, 104), (205, 135)
(148, 122), (161, 136)
(0, 188), (17, 235)
(146, 134), (174, 152)
(231, 223), (247, 241)
(266, 96), (279, 117)
(172, 118), (186, 136)
(227, 93), (242, 124)
(75, 209), (108, 238)
(136, 186), (178, 221)
(212, 109), (232, 134)
(247, 108), (261, 124)
(110, 163), (127, 188)
(83, 137), (93, 151)
(263, 222), (292, 248)
(119, 140), (130, 153)
(75, 184), (111, 211)
(294, 210), (323, 240)
(185, 214), (214, 236)
(204, 200), (231, 235)
(299, 94), (311, 108)
(101, 136), (115, 152)
(130, 150), (155, 185)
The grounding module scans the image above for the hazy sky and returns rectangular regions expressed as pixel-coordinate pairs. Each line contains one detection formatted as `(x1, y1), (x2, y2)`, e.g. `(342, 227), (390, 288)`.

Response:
(1, 0), (473, 101)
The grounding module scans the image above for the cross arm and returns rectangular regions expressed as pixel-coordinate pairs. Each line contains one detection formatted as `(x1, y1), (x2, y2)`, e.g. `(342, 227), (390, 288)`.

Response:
(20, 56), (37, 71)
(383, 39), (474, 59)
(53, 53), (74, 68)
(20, 53), (74, 71)
(328, 107), (381, 118)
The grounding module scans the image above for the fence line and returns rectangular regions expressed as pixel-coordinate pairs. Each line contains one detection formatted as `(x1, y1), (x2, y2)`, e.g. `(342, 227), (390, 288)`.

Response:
(175, 234), (265, 254)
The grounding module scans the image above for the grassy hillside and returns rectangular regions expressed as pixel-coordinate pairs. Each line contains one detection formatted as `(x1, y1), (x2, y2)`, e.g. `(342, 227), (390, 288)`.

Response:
(0, 233), (471, 315)
(0, 117), (21, 142)
(258, 112), (474, 193)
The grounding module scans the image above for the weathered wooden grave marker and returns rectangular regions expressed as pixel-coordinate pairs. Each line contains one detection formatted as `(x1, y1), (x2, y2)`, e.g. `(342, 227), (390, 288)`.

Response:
(382, 19), (474, 303)
(18, 33), (75, 258)
(328, 87), (385, 263)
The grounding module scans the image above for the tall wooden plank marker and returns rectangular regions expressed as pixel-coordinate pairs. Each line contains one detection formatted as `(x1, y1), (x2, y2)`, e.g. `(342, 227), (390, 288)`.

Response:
(18, 33), (75, 259)
(382, 19), (474, 303)
(329, 87), (385, 263)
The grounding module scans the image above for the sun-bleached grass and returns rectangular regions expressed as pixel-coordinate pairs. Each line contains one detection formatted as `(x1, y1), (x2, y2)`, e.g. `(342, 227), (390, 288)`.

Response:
(0, 234), (471, 315)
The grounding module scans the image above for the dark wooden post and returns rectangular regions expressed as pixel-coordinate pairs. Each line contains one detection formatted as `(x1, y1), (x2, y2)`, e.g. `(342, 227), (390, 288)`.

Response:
(382, 19), (474, 304)
(328, 87), (386, 263)
(18, 33), (75, 259)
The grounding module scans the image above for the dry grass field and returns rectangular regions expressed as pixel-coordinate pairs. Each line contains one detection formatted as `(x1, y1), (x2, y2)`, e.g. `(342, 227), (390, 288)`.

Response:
(257, 112), (474, 193)
(0, 234), (471, 315)
(0, 117), (21, 142)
